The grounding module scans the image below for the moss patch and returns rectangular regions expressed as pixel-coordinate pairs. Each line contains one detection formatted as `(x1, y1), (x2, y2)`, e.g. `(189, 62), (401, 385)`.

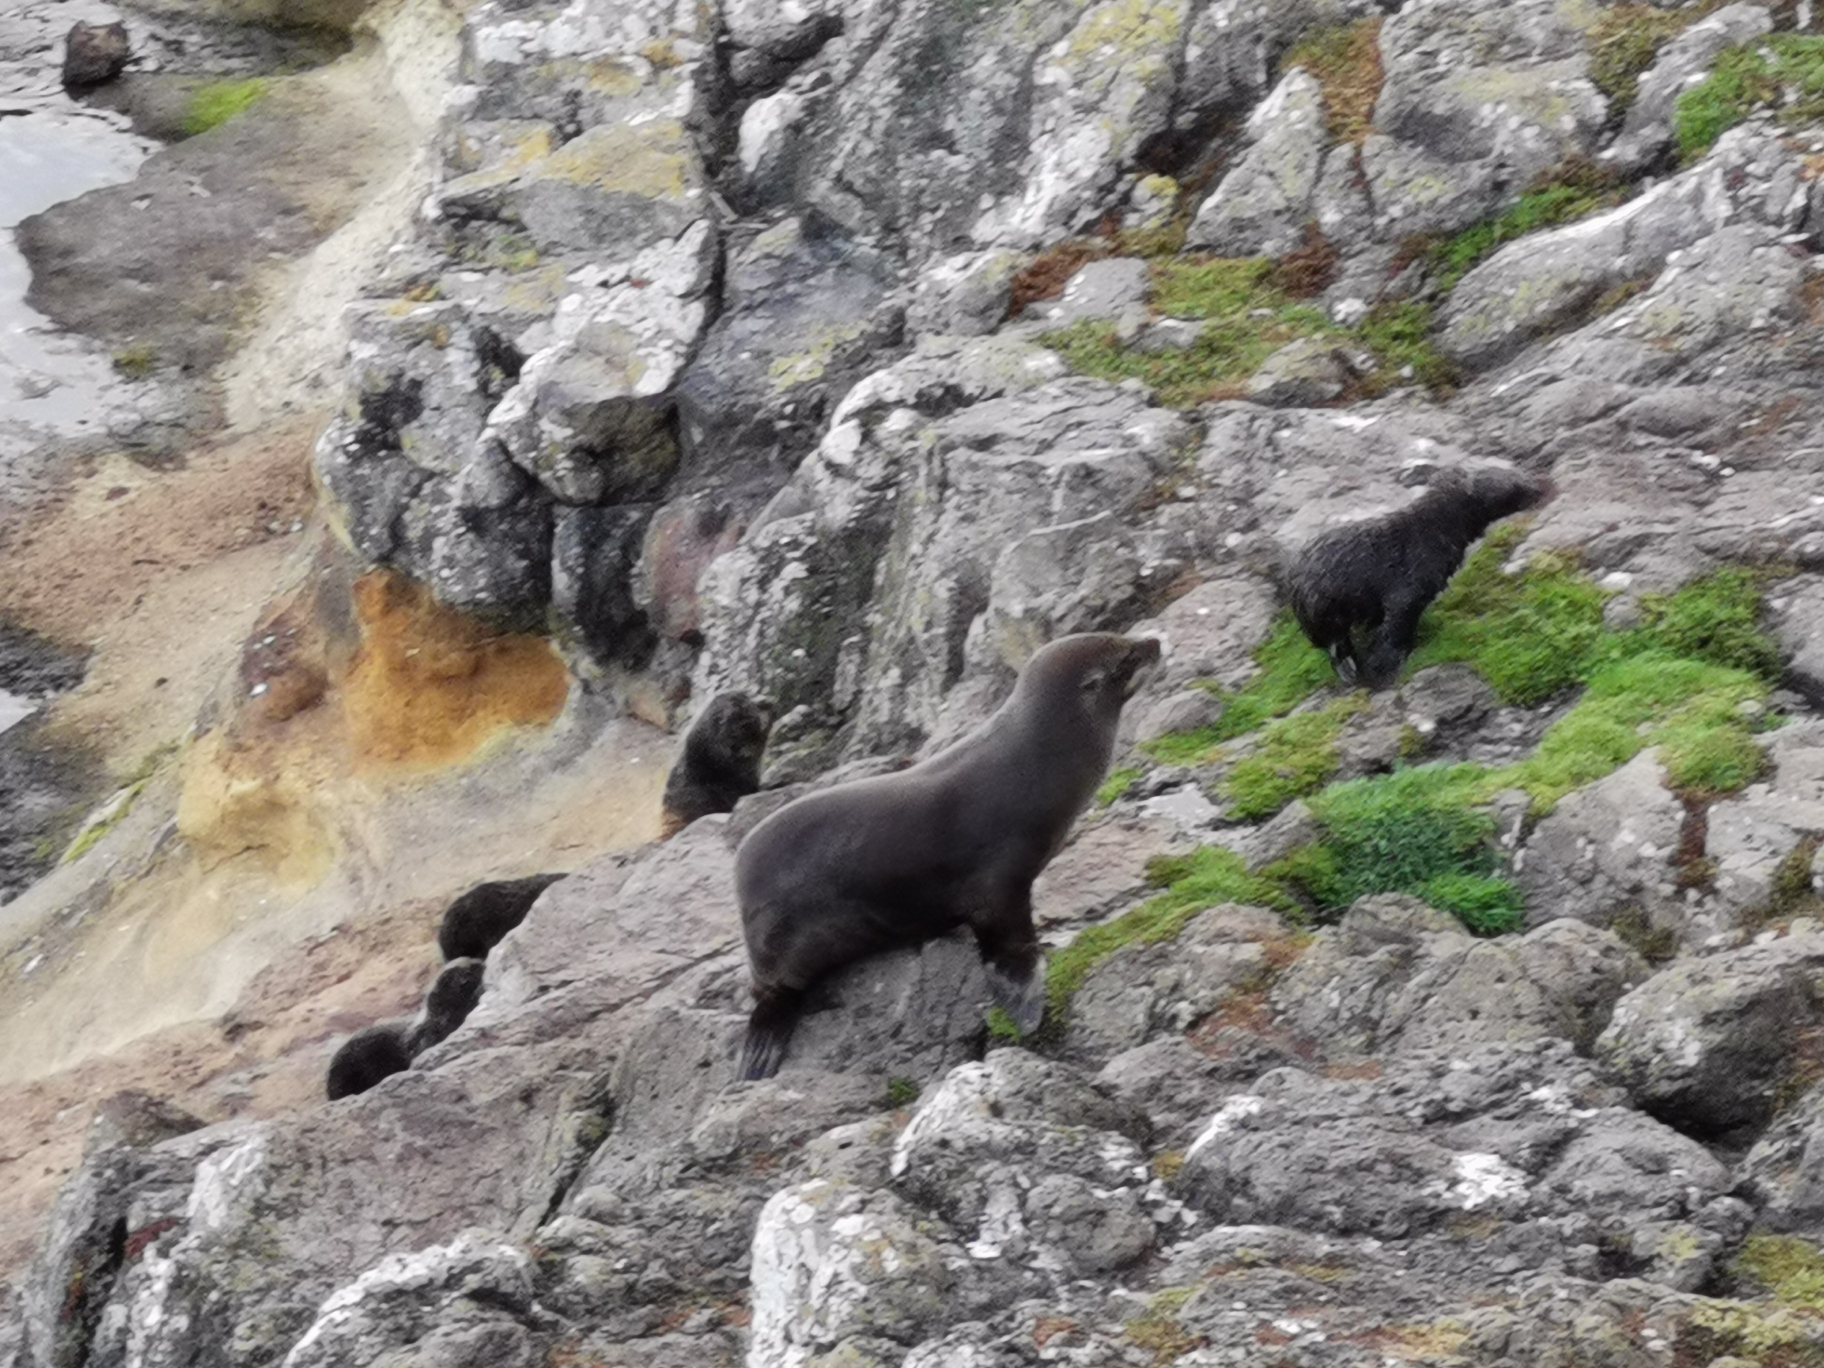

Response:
(1586, 1), (1725, 113)
(111, 344), (157, 380)
(1281, 16), (1385, 145)
(1097, 766), (1142, 807)
(1142, 614), (1334, 765)
(1222, 694), (1366, 819)
(1126, 1287), (1204, 1364)
(182, 78), (267, 137)
(1675, 33), (1824, 161)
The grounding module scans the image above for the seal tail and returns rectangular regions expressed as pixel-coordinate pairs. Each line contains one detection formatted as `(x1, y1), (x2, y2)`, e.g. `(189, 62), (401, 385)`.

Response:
(738, 987), (804, 1081)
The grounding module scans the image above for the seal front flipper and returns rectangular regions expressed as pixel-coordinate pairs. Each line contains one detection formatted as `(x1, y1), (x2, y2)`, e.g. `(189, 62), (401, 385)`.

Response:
(738, 985), (805, 1081)
(977, 923), (1046, 1035)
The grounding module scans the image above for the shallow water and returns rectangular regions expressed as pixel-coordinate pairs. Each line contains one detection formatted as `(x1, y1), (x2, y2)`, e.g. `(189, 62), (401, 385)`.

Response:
(0, 0), (153, 466)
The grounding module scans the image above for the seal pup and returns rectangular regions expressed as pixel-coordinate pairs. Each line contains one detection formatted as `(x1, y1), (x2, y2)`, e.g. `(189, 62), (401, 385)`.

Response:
(437, 874), (565, 962)
(660, 691), (777, 838)
(324, 957), (489, 1100)
(733, 632), (1162, 1080)
(1287, 462), (1546, 690)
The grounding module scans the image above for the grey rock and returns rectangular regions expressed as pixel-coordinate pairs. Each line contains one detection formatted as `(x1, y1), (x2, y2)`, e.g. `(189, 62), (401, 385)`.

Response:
(1596, 927), (1824, 1135)
(1018, 258), (1150, 331)
(1062, 903), (1287, 1065)
(1134, 687), (1222, 744)
(1704, 721), (1824, 917)
(1610, 4), (1776, 172)
(1129, 575), (1281, 696)
(906, 251), (1023, 339)
(976, 513), (1147, 669)
(1186, 69), (1328, 257)
(62, 21), (130, 88)
(1269, 895), (1646, 1059)
(1515, 750), (1683, 932)
(1770, 577), (1824, 708)
(551, 504), (655, 668)
(1362, 134), (1503, 240)
(1245, 337), (1352, 407)
(1741, 1079), (1824, 1235)
(1097, 1035), (1284, 1149)
(1031, 814), (1199, 928)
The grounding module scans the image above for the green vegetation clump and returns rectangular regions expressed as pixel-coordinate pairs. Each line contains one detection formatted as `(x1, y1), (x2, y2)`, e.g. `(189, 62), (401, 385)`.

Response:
(111, 344), (157, 380)
(1280, 16), (1385, 144)
(1096, 766), (1142, 807)
(1431, 168), (1629, 291)
(1045, 256), (1456, 407)
(1141, 614), (1333, 765)
(1675, 34), (1824, 161)
(884, 1077), (919, 1109)
(182, 78), (267, 137)
(1126, 1287), (1203, 1363)
(1222, 695), (1365, 819)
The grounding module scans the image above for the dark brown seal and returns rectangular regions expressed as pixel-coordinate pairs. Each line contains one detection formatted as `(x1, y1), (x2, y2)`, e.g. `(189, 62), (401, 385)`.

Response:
(659, 691), (776, 839)
(1287, 462), (1546, 690)
(324, 957), (488, 1100)
(437, 874), (565, 962)
(733, 632), (1161, 1080)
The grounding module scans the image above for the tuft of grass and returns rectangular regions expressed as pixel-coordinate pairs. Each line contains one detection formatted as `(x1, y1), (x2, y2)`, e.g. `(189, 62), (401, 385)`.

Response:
(1351, 300), (1458, 394)
(1141, 614), (1333, 765)
(1222, 695), (1365, 819)
(1634, 565), (1784, 678)
(1301, 763), (1500, 904)
(1097, 766), (1142, 807)
(1280, 16), (1385, 145)
(1431, 166), (1629, 291)
(1733, 1235), (1824, 1310)
(985, 1006), (1022, 1042)
(1417, 872), (1525, 936)
(884, 1077), (919, 1109)
(1675, 34), (1824, 162)
(111, 344), (157, 380)
(182, 78), (267, 137)
(1043, 848), (1289, 1027)
(1611, 905), (1679, 964)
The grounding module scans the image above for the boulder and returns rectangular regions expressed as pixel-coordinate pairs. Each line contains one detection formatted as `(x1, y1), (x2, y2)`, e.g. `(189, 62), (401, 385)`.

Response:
(62, 21), (130, 88)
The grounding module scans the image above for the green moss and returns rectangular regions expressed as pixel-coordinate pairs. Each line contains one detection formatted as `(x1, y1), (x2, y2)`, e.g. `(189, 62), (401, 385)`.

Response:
(111, 344), (157, 380)
(1097, 766), (1142, 807)
(1305, 762), (1499, 899)
(1405, 525), (1610, 705)
(1675, 34), (1824, 162)
(182, 78), (266, 136)
(1417, 872), (1525, 935)
(1043, 848), (1289, 1025)
(1432, 170), (1629, 291)
(1127, 1287), (1202, 1362)
(1222, 695), (1365, 819)
(985, 1006), (1022, 1042)
(884, 1077), (920, 1109)
(1142, 614), (1334, 764)
(1280, 16), (1385, 144)
(1352, 300), (1459, 392)
(1634, 565), (1784, 678)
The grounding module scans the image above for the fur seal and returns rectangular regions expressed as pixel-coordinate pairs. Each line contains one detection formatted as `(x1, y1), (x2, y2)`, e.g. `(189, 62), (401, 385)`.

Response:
(437, 874), (565, 962)
(326, 1021), (414, 1100)
(324, 957), (489, 1100)
(1287, 463), (1546, 689)
(733, 632), (1161, 1080)
(660, 691), (777, 838)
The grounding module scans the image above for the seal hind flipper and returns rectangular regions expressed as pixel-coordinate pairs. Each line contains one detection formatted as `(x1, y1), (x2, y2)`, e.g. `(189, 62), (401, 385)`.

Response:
(738, 986), (805, 1081)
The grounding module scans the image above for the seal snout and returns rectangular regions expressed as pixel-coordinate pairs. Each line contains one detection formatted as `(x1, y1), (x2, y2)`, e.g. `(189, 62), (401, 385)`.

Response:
(1119, 636), (1164, 696)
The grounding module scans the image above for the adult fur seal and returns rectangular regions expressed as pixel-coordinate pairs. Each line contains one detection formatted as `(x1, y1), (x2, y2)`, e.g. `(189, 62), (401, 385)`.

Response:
(437, 874), (565, 962)
(1287, 463), (1546, 689)
(324, 957), (488, 1100)
(733, 632), (1161, 1080)
(660, 691), (776, 838)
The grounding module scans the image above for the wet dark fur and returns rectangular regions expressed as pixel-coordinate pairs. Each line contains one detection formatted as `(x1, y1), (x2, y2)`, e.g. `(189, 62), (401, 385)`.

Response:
(732, 633), (1161, 1080)
(660, 692), (777, 837)
(437, 874), (565, 962)
(325, 959), (490, 1100)
(1287, 464), (1546, 689)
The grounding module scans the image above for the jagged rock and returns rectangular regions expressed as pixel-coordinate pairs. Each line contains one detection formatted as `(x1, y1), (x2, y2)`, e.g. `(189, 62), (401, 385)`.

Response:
(748, 1181), (957, 1368)
(1178, 1041), (1728, 1238)
(1271, 896), (1647, 1058)
(551, 503), (655, 667)
(1031, 814), (1199, 928)
(1018, 257), (1150, 331)
(889, 1051), (1152, 1269)
(1770, 577), (1824, 708)
(1096, 1035), (1279, 1149)
(1374, 0), (1607, 212)
(1245, 336), (1352, 407)
(1443, 130), (1811, 372)
(62, 21), (130, 88)
(1596, 927), (1824, 1137)
(674, 217), (904, 485)
(1362, 133), (1504, 239)
(1608, 4), (1775, 172)
(1186, 68), (1328, 256)
(974, 512), (1148, 668)
(1134, 687), (1222, 743)
(1129, 574), (1280, 695)
(1740, 1078), (1824, 1235)
(1705, 720), (1824, 916)
(1176, 0), (1379, 124)
(693, 340), (1192, 761)
(907, 251), (1024, 339)
(1515, 749), (1683, 932)
(1061, 903), (1288, 1065)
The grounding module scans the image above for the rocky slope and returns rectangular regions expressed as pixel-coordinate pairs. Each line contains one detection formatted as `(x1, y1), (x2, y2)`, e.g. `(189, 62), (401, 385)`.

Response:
(13, 0), (1824, 1364)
